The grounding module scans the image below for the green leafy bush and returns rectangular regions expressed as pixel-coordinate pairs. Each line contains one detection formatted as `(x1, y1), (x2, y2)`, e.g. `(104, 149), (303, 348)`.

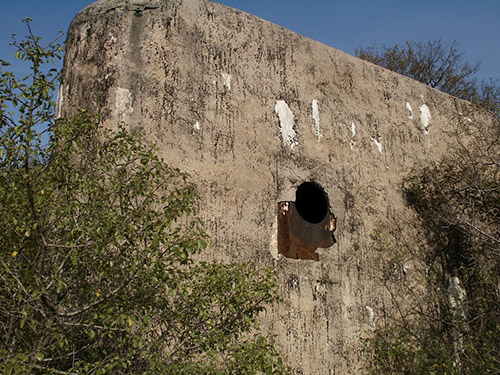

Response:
(0, 20), (288, 375)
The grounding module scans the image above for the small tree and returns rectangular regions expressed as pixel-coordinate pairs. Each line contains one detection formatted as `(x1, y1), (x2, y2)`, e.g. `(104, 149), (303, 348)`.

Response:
(355, 40), (500, 116)
(1, 20), (288, 375)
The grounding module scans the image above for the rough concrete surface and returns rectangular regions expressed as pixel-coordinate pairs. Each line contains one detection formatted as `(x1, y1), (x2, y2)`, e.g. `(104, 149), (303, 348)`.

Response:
(59, 0), (494, 373)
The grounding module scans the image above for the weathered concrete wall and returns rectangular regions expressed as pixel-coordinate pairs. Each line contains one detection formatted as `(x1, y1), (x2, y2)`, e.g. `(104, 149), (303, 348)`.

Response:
(59, 0), (491, 373)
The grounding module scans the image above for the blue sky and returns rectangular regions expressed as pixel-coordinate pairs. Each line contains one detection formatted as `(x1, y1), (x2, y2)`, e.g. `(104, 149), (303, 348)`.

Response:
(1, 0), (499, 81)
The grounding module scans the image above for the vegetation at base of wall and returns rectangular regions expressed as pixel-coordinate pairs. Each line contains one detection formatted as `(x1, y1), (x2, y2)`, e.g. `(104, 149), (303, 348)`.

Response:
(355, 40), (500, 116)
(0, 20), (289, 375)
(358, 38), (500, 375)
(366, 109), (500, 374)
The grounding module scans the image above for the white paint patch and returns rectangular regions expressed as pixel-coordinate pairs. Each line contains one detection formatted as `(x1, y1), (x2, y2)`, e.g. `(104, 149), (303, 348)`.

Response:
(55, 84), (66, 119)
(269, 218), (279, 260)
(458, 113), (474, 123)
(366, 306), (376, 331)
(311, 99), (322, 140)
(221, 73), (232, 91)
(371, 136), (383, 154)
(406, 102), (413, 120)
(193, 121), (201, 131)
(448, 276), (466, 312)
(79, 24), (90, 41)
(403, 264), (411, 274)
(419, 104), (432, 135)
(274, 100), (299, 150)
(350, 122), (356, 150)
(115, 87), (134, 121)
(448, 275), (467, 367)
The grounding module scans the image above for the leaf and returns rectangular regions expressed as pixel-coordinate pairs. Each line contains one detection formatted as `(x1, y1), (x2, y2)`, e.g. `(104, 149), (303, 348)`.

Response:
(197, 239), (207, 250)
(35, 353), (45, 361)
(71, 252), (78, 266)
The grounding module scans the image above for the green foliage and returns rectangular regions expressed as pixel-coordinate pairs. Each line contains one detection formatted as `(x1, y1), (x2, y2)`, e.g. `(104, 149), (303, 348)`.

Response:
(0, 17), (63, 168)
(355, 40), (500, 117)
(403, 114), (500, 273)
(369, 325), (457, 375)
(0, 22), (289, 375)
(367, 115), (500, 374)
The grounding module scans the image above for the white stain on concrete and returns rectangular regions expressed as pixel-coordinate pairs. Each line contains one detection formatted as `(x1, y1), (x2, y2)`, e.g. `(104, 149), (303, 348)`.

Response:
(403, 263), (411, 274)
(371, 136), (383, 154)
(269, 218), (279, 260)
(311, 99), (322, 140)
(448, 276), (466, 314)
(419, 104), (431, 135)
(406, 102), (413, 120)
(366, 306), (376, 331)
(458, 112), (473, 122)
(275, 100), (299, 150)
(221, 73), (232, 91)
(350, 122), (357, 150)
(115, 87), (134, 121)
(193, 121), (201, 131)
(55, 84), (66, 119)
(448, 275), (467, 367)
(78, 24), (90, 48)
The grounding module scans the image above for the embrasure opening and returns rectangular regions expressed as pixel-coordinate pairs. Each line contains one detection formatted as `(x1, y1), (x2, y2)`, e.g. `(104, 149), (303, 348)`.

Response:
(295, 182), (329, 224)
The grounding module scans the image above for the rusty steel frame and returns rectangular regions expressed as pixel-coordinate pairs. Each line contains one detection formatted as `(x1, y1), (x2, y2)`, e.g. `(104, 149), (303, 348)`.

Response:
(277, 201), (336, 261)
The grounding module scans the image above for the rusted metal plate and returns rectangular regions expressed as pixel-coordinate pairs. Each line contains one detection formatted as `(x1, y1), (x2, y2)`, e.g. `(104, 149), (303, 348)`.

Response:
(278, 201), (336, 261)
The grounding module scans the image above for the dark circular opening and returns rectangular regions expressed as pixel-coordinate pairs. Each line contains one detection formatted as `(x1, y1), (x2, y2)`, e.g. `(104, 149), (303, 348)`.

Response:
(295, 182), (329, 224)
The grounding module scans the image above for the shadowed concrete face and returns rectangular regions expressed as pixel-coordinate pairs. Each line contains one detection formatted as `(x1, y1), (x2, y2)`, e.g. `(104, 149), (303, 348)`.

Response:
(60, 1), (496, 373)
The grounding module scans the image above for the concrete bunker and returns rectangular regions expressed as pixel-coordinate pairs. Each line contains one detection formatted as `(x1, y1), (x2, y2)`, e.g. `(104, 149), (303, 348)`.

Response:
(278, 182), (337, 261)
(60, 1), (474, 370)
